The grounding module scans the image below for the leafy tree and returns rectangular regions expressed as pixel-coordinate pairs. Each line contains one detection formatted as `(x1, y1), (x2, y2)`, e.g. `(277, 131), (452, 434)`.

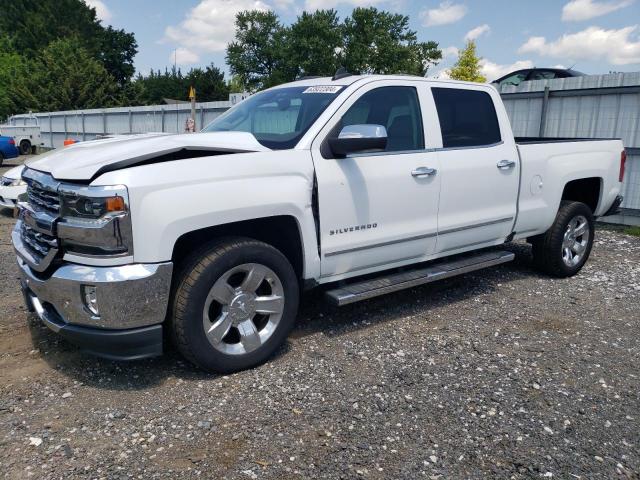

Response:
(25, 38), (122, 111)
(134, 65), (230, 104)
(0, 0), (138, 84)
(226, 11), (290, 91)
(227, 76), (246, 93)
(0, 36), (33, 119)
(285, 10), (343, 77)
(342, 8), (441, 76)
(99, 26), (138, 86)
(185, 64), (230, 101)
(227, 7), (442, 90)
(448, 41), (486, 83)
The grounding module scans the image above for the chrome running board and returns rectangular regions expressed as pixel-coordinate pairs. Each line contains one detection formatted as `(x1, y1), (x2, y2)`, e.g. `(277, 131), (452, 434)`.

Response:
(325, 250), (515, 306)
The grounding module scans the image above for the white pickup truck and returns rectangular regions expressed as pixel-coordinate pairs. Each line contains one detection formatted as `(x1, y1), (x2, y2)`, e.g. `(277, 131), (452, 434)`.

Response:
(13, 74), (625, 372)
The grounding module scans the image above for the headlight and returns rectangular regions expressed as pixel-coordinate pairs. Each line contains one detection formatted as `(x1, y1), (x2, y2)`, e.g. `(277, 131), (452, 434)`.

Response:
(61, 191), (126, 218)
(1, 176), (25, 187)
(57, 184), (133, 257)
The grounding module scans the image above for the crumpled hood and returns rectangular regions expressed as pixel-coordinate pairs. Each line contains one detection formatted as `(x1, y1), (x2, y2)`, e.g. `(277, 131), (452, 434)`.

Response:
(26, 132), (270, 181)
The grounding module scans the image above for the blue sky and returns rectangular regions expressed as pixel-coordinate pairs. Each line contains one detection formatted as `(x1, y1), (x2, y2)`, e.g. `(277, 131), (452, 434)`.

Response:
(87, 0), (640, 80)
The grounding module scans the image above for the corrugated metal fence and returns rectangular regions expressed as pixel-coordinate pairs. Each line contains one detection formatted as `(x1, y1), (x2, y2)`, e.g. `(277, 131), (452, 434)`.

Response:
(10, 99), (239, 149)
(9, 75), (640, 215)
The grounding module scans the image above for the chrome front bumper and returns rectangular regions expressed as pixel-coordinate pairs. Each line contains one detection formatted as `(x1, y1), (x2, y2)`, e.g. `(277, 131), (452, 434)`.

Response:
(18, 256), (173, 359)
(17, 257), (173, 330)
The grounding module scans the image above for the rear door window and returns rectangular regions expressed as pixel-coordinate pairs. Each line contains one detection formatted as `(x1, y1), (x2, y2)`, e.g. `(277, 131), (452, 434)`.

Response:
(432, 88), (501, 148)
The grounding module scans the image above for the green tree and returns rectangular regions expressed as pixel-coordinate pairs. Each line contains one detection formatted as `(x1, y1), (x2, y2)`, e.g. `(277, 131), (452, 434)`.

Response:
(0, 0), (138, 84)
(98, 26), (138, 85)
(134, 64), (230, 105)
(226, 10), (290, 91)
(226, 7), (442, 90)
(227, 76), (246, 93)
(185, 64), (230, 101)
(26, 38), (122, 111)
(342, 7), (441, 76)
(0, 37), (33, 119)
(448, 41), (486, 83)
(285, 10), (343, 77)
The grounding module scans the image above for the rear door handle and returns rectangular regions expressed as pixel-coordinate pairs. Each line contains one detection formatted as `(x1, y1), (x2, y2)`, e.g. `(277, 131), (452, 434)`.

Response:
(497, 159), (516, 170)
(411, 167), (438, 177)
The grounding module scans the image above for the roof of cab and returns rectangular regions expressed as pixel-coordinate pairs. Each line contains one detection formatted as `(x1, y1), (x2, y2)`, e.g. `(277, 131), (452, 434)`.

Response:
(272, 74), (491, 89)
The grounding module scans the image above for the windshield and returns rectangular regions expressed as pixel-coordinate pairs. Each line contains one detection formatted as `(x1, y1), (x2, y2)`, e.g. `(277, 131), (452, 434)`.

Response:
(202, 86), (343, 149)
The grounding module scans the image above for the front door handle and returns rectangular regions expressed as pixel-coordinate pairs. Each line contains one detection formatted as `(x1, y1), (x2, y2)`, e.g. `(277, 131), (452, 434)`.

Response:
(497, 159), (516, 170)
(411, 167), (438, 178)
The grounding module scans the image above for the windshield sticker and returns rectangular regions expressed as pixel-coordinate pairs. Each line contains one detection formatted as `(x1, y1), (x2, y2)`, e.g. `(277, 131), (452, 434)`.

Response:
(303, 86), (343, 94)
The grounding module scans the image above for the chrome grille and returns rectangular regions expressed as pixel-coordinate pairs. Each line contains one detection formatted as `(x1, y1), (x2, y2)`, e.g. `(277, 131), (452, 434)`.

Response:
(20, 222), (58, 259)
(27, 181), (60, 214)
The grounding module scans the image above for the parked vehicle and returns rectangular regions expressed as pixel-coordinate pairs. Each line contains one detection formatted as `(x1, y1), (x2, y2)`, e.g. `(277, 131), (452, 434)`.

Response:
(0, 118), (42, 155)
(0, 135), (19, 165)
(492, 68), (585, 88)
(13, 74), (625, 372)
(0, 165), (26, 210)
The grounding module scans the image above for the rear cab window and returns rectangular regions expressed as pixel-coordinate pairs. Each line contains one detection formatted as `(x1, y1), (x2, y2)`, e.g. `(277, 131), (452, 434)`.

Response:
(431, 87), (501, 148)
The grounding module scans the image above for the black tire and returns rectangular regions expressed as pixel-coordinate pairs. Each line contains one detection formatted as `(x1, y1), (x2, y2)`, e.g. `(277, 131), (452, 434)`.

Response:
(19, 140), (31, 156)
(171, 237), (299, 373)
(0, 151), (3, 167)
(531, 201), (594, 277)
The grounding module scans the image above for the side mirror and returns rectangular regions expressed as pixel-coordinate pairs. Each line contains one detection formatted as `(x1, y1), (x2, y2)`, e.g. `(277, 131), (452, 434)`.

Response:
(328, 124), (387, 158)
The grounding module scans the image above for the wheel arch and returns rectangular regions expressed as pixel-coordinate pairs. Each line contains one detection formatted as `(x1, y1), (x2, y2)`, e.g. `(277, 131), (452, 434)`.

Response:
(560, 177), (602, 213)
(171, 215), (306, 281)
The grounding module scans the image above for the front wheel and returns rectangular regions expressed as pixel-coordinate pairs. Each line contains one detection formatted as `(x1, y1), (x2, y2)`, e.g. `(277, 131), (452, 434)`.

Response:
(531, 201), (594, 277)
(171, 238), (299, 373)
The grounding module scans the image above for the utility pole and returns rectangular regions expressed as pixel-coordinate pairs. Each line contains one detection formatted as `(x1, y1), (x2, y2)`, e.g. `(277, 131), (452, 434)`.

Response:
(189, 86), (196, 131)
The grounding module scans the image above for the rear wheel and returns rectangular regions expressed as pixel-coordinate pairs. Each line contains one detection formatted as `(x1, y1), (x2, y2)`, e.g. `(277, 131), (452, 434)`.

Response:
(0, 151), (4, 167)
(19, 140), (31, 155)
(171, 238), (299, 373)
(531, 201), (594, 277)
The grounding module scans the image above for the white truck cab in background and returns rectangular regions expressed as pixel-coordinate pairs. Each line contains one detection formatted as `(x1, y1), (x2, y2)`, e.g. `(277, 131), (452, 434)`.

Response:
(0, 115), (42, 155)
(12, 74), (625, 372)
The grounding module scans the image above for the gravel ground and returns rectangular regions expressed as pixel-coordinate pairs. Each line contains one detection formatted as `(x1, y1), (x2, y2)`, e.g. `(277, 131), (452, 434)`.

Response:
(0, 157), (639, 479)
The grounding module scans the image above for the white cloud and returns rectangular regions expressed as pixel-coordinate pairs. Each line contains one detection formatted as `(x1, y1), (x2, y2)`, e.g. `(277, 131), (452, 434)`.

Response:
(305, 0), (384, 10)
(173, 47), (200, 65)
(464, 24), (491, 42)
(85, 0), (112, 22)
(164, 0), (270, 54)
(519, 25), (640, 65)
(442, 46), (460, 58)
(561, 0), (635, 22)
(480, 59), (534, 81)
(428, 68), (451, 79)
(421, 2), (468, 27)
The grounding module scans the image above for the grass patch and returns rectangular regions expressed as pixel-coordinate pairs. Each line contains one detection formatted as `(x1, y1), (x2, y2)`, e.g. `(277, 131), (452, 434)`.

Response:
(624, 226), (640, 237)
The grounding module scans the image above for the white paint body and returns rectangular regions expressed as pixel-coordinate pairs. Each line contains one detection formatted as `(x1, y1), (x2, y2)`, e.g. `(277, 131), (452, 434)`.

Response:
(0, 125), (42, 151)
(0, 165), (26, 209)
(25, 76), (624, 284)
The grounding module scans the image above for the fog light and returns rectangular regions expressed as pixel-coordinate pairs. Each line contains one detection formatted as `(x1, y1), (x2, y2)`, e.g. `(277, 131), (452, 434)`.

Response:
(82, 285), (100, 317)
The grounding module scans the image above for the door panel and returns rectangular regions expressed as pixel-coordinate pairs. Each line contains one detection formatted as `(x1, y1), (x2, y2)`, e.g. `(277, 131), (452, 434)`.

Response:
(314, 151), (441, 277)
(431, 86), (520, 254)
(312, 82), (441, 279)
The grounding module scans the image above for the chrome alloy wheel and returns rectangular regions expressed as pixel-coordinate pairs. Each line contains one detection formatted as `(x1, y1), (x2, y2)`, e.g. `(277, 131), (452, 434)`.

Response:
(202, 263), (285, 355)
(562, 215), (590, 268)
